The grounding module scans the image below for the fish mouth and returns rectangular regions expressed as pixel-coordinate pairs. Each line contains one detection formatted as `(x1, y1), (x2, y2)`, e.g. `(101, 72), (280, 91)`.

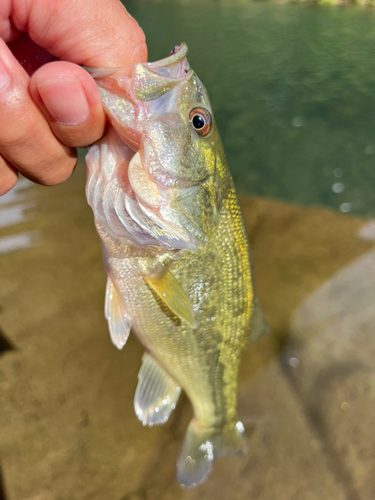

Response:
(149, 43), (190, 74)
(85, 43), (190, 82)
(86, 44), (205, 251)
(91, 42), (194, 186)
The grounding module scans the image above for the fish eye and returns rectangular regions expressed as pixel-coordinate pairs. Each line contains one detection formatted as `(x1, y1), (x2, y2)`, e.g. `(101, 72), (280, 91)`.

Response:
(189, 107), (212, 137)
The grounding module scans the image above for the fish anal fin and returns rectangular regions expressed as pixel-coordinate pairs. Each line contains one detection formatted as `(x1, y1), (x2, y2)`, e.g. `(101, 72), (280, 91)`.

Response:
(249, 298), (270, 344)
(134, 353), (181, 426)
(177, 420), (247, 487)
(143, 263), (197, 328)
(105, 277), (131, 350)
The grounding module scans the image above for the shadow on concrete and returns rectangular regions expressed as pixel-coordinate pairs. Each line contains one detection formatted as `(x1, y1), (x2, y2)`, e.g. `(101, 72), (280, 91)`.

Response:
(280, 352), (361, 500)
(0, 326), (15, 357)
(0, 467), (8, 500)
(0, 327), (12, 500)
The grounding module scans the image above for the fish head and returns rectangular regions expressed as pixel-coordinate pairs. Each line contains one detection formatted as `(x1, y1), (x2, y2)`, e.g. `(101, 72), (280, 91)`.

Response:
(86, 44), (229, 251)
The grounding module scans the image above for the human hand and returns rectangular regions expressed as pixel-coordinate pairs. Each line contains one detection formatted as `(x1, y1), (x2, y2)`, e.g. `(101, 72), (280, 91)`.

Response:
(0, 0), (147, 195)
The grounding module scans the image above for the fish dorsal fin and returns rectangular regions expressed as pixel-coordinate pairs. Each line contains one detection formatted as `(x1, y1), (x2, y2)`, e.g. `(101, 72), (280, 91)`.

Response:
(105, 277), (131, 350)
(134, 353), (181, 426)
(249, 298), (269, 344)
(143, 263), (197, 328)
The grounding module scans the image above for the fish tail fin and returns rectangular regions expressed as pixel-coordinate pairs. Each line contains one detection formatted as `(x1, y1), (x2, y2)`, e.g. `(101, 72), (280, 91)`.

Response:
(177, 419), (247, 488)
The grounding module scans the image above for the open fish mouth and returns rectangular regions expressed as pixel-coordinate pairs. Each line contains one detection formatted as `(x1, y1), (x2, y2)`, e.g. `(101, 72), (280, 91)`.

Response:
(90, 42), (195, 185)
(85, 43), (191, 83)
(86, 43), (216, 252)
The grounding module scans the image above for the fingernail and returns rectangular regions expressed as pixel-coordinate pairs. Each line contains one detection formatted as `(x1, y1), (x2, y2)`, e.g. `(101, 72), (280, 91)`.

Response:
(0, 59), (11, 91)
(37, 78), (90, 125)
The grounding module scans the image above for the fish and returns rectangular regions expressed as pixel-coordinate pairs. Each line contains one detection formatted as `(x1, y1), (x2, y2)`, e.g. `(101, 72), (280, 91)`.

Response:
(85, 43), (267, 487)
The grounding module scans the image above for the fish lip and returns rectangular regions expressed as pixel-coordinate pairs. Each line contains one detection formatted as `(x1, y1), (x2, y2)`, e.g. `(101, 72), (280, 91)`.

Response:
(149, 43), (189, 70)
(83, 43), (190, 78)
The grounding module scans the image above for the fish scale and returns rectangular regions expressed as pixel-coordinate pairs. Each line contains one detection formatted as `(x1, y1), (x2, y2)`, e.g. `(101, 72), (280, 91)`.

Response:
(98, 180), (252, 434)
(86, 44), (266, 487)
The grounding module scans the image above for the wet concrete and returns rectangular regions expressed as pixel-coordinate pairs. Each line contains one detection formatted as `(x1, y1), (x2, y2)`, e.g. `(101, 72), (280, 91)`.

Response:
(0, 164), (375, 499)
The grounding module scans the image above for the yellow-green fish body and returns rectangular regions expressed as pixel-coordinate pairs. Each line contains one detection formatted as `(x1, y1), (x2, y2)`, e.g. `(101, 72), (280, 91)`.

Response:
(86, 44), (264, 486)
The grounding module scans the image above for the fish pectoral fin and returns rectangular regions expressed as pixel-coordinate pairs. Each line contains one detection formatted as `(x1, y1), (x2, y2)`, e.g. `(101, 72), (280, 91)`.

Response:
(105, 277), (131, 350)
(143, 263), (197, 328)
(134, 353), (181, 426)
(248, 298), (270, 344)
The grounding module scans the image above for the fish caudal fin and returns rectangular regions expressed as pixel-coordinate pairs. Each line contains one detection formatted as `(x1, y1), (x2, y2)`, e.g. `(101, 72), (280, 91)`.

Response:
(177, 420), (247, 488)
(134, 353), (181, 426)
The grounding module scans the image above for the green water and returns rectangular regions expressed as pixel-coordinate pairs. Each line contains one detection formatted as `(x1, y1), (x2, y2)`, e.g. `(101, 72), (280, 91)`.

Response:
(125, 0), (375, 217)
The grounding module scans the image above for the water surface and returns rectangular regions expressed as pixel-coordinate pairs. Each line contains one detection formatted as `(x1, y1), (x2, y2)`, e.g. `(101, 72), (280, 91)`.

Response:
(126, 0), (375, 216)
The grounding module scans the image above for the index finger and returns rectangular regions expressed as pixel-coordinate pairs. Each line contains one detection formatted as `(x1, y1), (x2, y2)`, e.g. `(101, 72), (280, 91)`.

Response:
(2, 0), (147, 66)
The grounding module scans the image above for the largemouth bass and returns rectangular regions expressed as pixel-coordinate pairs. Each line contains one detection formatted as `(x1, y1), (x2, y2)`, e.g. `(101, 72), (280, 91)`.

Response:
(85, 44), (266, 487)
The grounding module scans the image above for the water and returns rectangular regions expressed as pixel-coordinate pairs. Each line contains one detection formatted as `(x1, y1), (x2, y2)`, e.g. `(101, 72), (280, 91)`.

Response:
(1, 1), (375, 499)
(126, 0), (375, 216)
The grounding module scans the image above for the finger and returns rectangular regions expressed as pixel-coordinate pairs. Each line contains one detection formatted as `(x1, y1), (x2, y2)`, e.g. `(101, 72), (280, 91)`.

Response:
(0, 155), (18, 195)
(9, 0), (147, 67)
(0, 39), (76, 185)
(30, 61), (106, 148)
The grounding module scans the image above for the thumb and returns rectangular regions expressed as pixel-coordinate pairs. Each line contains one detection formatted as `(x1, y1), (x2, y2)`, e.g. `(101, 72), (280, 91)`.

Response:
(6, 0), (147, 67)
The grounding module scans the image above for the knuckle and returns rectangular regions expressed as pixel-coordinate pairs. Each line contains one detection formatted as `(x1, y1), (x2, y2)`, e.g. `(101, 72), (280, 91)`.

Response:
(0, 110), (40, 149)
(0, 119), (77, 186)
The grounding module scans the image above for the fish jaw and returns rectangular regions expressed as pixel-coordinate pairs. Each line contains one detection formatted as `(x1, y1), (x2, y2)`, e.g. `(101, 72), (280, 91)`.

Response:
(86, 43), (227, 252)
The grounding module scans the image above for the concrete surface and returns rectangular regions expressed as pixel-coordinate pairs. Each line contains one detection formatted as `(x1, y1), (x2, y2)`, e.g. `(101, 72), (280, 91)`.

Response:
(0, 165), (374, 499)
